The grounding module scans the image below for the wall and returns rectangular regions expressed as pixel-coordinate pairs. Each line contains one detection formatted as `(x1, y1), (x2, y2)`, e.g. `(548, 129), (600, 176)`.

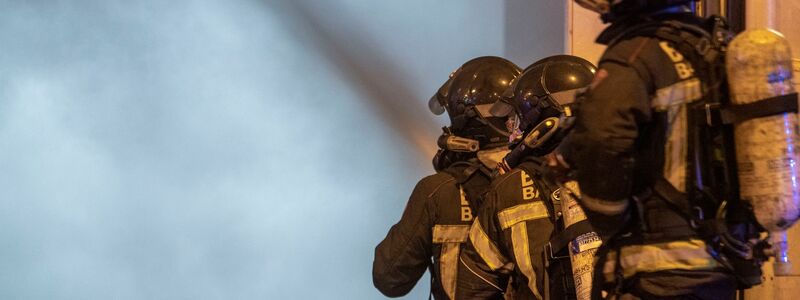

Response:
(566, 1), (607, 65)
(505, 0), (567, 67)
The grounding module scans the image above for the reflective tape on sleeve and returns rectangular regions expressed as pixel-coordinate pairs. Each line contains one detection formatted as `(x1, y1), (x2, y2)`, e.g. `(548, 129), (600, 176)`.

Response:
(652, 78), (702, 111)
(432, 225), (470, 243)
(497, 202), (549, 230)
(602, 239), (720, 281)
(469, 218), (509, 271)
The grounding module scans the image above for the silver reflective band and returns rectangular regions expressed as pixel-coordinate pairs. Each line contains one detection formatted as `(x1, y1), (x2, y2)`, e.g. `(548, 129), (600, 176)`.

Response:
(651, 78), (702, 111)
(497, 202), (549, 229)
(510, 222), (543, 299)
(432, 224), (471, 299)
(654, 78), (702, 193)
(602, 239), (719, 281)
(432, 225), (470, 243)
(440, 242), (460, 299)
(469, 218), (510, 271)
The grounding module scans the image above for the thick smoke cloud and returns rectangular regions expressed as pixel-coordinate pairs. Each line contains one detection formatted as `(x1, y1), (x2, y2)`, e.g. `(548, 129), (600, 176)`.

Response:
(0, 1), (513, 299)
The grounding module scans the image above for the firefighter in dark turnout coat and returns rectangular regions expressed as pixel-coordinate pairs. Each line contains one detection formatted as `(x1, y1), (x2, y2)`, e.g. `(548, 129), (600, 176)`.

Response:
(373, 56), (521, 299)
(558, 1), (741, 298)
(456, 56), (596, 300)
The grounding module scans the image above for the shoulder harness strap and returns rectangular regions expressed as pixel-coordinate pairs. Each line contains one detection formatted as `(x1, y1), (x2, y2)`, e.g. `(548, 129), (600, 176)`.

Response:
(515, 159), (595, 256)
(442, 158), (490, 185)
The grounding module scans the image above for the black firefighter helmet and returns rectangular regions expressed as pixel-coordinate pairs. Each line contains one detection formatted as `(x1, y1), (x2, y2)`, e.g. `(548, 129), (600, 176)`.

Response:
(575, 0), (696, 23)
(489, 55), (595, 163)
(429, 56), (522, 149)
(493, 55), (596, 135)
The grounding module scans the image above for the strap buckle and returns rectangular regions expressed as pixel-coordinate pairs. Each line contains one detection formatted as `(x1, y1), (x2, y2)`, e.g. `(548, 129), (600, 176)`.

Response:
(704, 102), (720, 126)
(689, 206), (705, 229)
(544, 242), (570, 266)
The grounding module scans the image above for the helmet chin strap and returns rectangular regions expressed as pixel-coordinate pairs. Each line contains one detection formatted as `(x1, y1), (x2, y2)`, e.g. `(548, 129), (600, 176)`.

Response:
(482, 117), (513, 137)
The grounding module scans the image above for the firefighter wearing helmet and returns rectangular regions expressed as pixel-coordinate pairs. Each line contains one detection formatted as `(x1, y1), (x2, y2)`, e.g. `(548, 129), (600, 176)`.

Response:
(373, 56), (521, 300)
(554, 0), (778, 299)
(455, 55), (596, 300)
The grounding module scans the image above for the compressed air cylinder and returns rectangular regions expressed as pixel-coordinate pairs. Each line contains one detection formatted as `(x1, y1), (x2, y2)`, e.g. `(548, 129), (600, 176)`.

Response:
(727, 29), (800, 233)
(772, 231), (791, 276)
(561, 181), (602, 300)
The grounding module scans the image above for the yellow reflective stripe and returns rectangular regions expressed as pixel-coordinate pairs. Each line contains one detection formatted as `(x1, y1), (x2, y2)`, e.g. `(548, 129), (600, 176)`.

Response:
(497, 202), (549, 229)
(469, 218), (509, 271)
(440, 242), (460, 300)
(651, 78), (702, 111)
(653, 78), (703, 192)
(663, 99), (688, 193)
(602, 239), (719, 281)
(433, 224), (470, 299)
(510, 222), (543, 300)
(433, 225), (470, 243)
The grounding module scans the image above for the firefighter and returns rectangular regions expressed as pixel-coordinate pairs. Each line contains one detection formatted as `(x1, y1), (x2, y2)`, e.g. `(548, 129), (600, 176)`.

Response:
(373, 56), (521, 299)
(556, 0), (743, 298)
(456, 55), (596, 300)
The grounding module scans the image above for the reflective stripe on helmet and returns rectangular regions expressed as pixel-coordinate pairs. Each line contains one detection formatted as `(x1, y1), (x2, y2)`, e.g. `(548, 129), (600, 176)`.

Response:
(602, 239), (719, 281)
(469, 218), (510, 271)
(497, 202), (549, 230)
(510, 222), (543, 300)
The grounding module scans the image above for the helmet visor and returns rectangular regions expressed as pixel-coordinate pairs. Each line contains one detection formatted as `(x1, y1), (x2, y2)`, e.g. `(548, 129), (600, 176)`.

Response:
(488, 100), (514, 117)
(428, 95), (445, 115)
(475, 103), (509, 119)
(548, 88), (582, 109)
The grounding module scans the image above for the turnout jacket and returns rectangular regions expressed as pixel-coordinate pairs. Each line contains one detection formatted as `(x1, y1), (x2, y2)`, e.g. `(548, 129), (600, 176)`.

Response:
(457, 159), (566, 300)
(561, 13), (736, 298)
(373, 160), (491, 299)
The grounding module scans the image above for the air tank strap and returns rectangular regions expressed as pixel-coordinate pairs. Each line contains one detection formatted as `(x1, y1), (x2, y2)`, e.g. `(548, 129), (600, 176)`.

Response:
(649, 179), (750, 263)
(720, 93), (799, 124)
(653, 178), (704, 228)
(547, 220), (594, 257)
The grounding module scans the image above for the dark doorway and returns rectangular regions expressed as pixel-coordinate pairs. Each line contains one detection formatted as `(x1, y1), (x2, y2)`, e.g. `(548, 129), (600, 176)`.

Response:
(696, 0), (745, 33)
